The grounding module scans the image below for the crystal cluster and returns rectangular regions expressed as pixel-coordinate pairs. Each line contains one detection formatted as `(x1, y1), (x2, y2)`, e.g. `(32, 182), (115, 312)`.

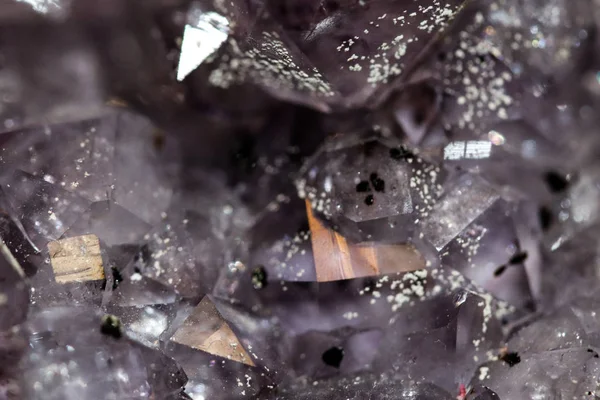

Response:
(0, 0), (599, 399)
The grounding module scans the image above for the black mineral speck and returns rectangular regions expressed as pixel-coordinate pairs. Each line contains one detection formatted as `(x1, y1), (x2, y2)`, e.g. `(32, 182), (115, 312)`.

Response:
(364, 194), (374, 206)
(251, 266), (268, 289)
(494, 265), (507, 277)
(370, 173), (385, 192)
(100, 315), (122, 339)
(509, 251), (528, 264)
(389, 146), (411, 160)
(322, 346), (344, 368)
(544, 171), (569, 193)
(111, 267), (123, 290)
(539, 206), (553, 231)
(356, 181), (370, 192)
(500, 351), (521, 367)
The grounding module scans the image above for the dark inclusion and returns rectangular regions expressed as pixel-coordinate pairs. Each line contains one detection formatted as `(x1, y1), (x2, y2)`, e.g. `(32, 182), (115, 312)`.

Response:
(369, 172), (385, 193)
(322, 346), (344, 368)
(494, 265), (507, 277)
(100, 315), (122, 339)
(100, 267), (122, 291)
(389, 146), (412, 161)
(538, 206), (554, 231)
(500, 351), (521, 367)
(357, 172), (385, 205)
(508, 251), (528, 264)
(356, 181), (371, 192)
(111, 267), (123, 290)
(251, 265), (268, 289)
(544, 171), (570, 193)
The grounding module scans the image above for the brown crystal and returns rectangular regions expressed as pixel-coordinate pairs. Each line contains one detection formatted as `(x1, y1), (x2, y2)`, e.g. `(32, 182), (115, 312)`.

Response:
(48, 234), (104, 283)
(306, 200), (425, 281)
(171, 296), (255, 366)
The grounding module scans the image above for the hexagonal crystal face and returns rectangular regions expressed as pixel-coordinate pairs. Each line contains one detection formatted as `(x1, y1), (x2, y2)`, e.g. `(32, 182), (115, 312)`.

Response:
(298, 136), (444, 242)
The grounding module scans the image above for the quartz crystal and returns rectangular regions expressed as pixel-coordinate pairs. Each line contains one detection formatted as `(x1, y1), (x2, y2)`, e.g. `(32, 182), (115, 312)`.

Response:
(0, 0), (599, 398)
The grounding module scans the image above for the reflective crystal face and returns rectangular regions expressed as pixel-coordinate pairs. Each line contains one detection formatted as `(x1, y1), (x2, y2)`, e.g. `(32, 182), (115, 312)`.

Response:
(0, 0), (599, 398)
(298, 136), (445, 244)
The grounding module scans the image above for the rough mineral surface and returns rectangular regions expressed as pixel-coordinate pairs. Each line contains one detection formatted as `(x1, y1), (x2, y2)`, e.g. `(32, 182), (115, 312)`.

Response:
(0, 0), (598, 399)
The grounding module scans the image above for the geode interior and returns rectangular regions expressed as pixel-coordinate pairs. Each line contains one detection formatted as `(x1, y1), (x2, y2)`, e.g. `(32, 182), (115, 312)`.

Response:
(0, 0), (599, 399)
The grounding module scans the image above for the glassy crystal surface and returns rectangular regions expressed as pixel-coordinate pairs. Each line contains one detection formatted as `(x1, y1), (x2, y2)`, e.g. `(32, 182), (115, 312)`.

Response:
(0, 240), (28, 330)
(22, 307), (187, 400)
(1, 0), (600, 398)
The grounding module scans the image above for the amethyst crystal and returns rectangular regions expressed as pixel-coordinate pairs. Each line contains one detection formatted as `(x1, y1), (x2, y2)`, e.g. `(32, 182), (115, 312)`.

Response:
(0, 0), (599, 398)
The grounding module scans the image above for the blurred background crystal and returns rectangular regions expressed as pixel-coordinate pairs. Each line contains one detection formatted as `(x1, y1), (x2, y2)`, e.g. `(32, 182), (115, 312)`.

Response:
(0, 0), (599, 398)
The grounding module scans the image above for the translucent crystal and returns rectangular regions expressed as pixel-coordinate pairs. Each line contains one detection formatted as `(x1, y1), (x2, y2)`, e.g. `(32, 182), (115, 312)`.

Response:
(2, 170), (92, 248)
(0, 240), (28, 330)
(22, 307), (187, 400)
(177, 8), (229, 82)
(1, 0), (600, 397)
(298, 135), (445, 244)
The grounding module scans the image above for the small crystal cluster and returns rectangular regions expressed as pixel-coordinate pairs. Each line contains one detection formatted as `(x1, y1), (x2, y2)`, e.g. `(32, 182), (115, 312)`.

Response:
(0, 0), (599, 399)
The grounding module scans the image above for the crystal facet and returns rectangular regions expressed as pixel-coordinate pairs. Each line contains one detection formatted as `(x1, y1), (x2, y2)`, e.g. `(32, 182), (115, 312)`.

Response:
(1, 0), (599, 398)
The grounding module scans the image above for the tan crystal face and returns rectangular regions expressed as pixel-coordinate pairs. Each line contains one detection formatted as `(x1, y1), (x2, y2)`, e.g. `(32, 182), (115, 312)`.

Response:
(171, 296), (255, 366)
(48, 234), (105, 283)
(306, 200), (425, 281)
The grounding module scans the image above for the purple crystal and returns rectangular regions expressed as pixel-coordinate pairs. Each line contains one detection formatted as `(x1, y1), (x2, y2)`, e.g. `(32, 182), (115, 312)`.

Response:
(0, 241), (28, 330)
(22, 307), (187, 400)
(0, 0), (599, 397)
